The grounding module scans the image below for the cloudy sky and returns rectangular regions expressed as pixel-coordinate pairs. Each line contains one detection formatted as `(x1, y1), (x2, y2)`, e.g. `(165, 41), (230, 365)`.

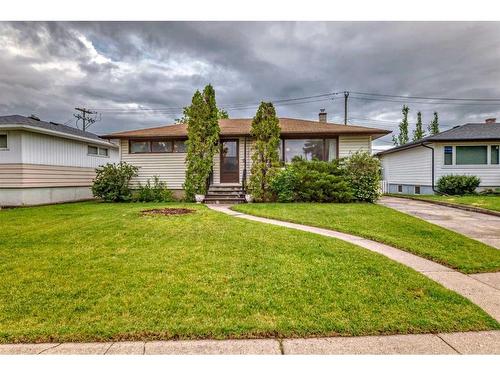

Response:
(1, 21), (500, 146)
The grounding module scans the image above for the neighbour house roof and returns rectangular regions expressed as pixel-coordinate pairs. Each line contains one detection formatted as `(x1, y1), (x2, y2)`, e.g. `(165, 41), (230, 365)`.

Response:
(101, 118), (391, 140)
(0, 115), (117, 148)
(377, 122), (500, 156)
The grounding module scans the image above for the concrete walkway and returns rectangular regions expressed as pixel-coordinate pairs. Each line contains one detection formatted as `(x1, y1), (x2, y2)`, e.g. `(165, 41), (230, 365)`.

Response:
(1, 331), (499, 354)
(207, 205), (500, 322)
(379, 196), (500, 249)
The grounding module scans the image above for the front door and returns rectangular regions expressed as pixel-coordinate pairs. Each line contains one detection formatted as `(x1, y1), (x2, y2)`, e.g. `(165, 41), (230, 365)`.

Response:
(220, 140), (239, 183)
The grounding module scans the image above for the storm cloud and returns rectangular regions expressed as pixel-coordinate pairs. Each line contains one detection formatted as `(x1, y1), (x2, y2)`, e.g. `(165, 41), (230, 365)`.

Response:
(1, 21), (500, 146)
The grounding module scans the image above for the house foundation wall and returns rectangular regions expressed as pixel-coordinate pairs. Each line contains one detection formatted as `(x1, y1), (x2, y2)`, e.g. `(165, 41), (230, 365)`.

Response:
(0, 186), (94, 207)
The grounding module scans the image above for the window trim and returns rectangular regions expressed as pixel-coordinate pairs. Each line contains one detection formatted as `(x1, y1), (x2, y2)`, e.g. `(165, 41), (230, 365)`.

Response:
(491, 145), (499, 165)
(0, 133), (7, 150)
(128, 138), (188, 154)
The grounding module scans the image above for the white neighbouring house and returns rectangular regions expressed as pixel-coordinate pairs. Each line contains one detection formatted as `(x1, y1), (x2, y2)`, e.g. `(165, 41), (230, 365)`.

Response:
(377, 119), (500, 195)
(0, 115), (119, 206)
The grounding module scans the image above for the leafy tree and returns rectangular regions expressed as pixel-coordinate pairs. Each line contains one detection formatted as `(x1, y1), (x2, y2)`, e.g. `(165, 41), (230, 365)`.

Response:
(412, 111), (425, 141)
(342, 151), (382, 203)
(393, 105), (410, 146)
(248, 102), (281, 202)
(428, 111), (440, 135)
(218, 108), (229, 119)
(183, 84), (220, 201)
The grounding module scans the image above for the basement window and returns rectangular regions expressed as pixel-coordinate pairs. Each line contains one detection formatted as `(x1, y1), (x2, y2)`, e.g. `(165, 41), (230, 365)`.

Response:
(0, 134), (7, 149)
(414, 186), (421, 195)
(397, 185), (403, 193)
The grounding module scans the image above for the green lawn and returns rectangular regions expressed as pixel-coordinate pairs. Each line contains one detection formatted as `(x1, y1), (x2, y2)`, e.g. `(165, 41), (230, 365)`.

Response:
(395, 194), (500, 212)
(0, 202), (497, 343)
(233, 203), (500, 274)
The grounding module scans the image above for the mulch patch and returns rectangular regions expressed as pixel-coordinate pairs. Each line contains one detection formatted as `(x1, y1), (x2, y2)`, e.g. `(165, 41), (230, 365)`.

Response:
(141, 208), (195, 216)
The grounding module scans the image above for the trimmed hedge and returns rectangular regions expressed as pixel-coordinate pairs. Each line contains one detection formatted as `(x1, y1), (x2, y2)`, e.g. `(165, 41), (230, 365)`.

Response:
(437, 175), (481, 195)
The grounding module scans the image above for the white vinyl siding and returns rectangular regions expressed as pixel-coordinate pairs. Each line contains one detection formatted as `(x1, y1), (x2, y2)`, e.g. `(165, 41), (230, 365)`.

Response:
(338, 135), (371, 158)
(120, 139), (187, 189)
(0, 130), (22, 163)
(20, 131), (119, 168)
(434, 142), (500, 187)
(380, 146), (432, 186)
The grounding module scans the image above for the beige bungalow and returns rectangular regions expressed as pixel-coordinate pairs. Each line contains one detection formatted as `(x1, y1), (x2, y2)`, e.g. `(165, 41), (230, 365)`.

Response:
(102, 111), (390, 203)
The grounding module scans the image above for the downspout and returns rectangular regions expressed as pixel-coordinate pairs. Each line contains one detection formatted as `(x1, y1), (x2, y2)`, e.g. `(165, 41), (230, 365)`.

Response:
(421, 142), (439, 194)
(242, 137), (247, 192)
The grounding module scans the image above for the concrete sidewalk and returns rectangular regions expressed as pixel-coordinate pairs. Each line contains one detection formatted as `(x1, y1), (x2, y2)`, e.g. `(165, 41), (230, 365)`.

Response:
(379, 196), (500, 249)
(207, 205), (500, 322)
(1, 331), (498, 354)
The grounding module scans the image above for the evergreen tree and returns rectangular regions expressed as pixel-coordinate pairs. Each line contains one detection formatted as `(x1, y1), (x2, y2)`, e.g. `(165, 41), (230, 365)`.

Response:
(249, 102), (281, 202)
(393, 105), (410, 146)
(412, 111), (425, 141)
(183, 84), (220, 201)
(428, 111), (440, 135)
(218, 108), (229, 119)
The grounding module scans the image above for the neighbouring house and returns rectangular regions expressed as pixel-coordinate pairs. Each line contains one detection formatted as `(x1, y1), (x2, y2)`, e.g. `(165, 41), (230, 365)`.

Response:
(377, 118), (500, 195)
(102, 111), (390, 202)
(0, 115), (119, 206)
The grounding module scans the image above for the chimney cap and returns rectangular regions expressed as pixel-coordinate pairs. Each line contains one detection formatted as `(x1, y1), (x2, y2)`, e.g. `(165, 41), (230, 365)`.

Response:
(485, 118), (496, 124)
(319, 108), (326, 113)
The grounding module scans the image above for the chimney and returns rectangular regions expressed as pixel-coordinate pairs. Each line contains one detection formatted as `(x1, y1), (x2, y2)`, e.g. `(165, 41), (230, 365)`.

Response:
(485, 118), (496, 124)
(318, 109), (327, 123)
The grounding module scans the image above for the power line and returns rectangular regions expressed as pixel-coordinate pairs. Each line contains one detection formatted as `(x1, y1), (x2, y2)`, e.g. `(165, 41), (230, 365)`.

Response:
(73, 107), (100, 132)
(350, 95), (500, 106)
(350, 91), (500, 102)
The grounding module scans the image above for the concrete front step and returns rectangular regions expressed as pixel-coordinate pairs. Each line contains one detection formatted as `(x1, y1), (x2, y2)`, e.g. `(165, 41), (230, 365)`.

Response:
(204, 198), (246, 204)
(206, 191), (245, 197)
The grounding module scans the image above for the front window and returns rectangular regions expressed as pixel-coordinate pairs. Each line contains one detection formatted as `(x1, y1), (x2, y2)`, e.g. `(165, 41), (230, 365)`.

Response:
(0, 134), (7, 149)
(88, 145), (98, 155)
(456, 146), (487, 165)
(130, 140), (187, 153)
(173, 140), (187, 153)
(152, 141), (172, 153)
(130, 141), (150, 153)
(491, 145), (499, 165)
(283, 139), (337, 162)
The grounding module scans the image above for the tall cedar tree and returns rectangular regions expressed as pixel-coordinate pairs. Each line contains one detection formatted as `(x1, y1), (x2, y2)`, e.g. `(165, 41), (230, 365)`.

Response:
(393, 105), (410, 146)
(249, 102), (281, 202)
(183, 85), (220, 201)
(412, 111), (425, 141)
(428, 111), (440, 135)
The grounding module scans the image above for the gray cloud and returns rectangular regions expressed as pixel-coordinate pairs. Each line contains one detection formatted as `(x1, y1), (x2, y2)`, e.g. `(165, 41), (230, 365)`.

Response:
(1, 21), (500, 145)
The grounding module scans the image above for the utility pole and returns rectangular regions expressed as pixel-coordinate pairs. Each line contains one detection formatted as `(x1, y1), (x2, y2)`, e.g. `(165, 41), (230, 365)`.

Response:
(344, 91), (349, 125)
(73, 107), (98, 132)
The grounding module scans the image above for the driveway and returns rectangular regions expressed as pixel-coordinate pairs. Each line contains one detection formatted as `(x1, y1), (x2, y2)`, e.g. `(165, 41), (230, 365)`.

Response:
(379, 196), (500, 249)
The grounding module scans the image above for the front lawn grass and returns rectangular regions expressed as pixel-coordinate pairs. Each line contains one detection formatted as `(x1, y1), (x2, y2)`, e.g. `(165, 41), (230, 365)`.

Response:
(0, 202), (497, 343)
(395, 194), (500, 213)
(233, 203), (500, 274)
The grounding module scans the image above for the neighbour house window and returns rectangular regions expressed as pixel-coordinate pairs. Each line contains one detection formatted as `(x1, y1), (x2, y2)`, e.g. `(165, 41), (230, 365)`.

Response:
(456, 146), (487, 165)
(444, 146), (453, 165)
(0, 134), (7, 149)
(88, 145), (109, 156)
(129, 140), (188, 153)
(414, 186), (421, 195)
(88, 145), (98, 155)
(283, 138), (337, 162)
(491, 145), (499, 165)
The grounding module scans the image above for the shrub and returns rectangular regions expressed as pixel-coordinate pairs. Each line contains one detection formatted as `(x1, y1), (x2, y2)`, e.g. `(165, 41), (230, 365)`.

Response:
(437, 175), (481, 195)
(270, 159), (354, 203)
(342, 151), (381, 203)
(134, 176), (175, 202)
(92, 162), (138, 202)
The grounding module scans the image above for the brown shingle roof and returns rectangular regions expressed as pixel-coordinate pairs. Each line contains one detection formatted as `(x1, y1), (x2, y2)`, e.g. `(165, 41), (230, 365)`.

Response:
(101, 118), (391, 140)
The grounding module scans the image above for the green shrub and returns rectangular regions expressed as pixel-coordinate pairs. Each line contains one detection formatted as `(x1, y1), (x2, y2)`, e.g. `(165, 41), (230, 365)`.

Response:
(134, 176), (175, 202)
(342, 151), (381, 203)
(437, 175), (481, 195)
(270, 159), (354, 203)
(92, 162), (138, 202)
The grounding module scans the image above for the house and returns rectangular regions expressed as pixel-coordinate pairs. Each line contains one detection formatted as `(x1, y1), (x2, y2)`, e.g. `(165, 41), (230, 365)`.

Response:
(0, 115), (119, 206)
(102, 111), (390, 202)
(377, 118), (500, 195)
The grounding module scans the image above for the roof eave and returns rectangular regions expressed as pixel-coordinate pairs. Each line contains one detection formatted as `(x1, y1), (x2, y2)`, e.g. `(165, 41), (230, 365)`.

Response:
(0, 124), (119, 148)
